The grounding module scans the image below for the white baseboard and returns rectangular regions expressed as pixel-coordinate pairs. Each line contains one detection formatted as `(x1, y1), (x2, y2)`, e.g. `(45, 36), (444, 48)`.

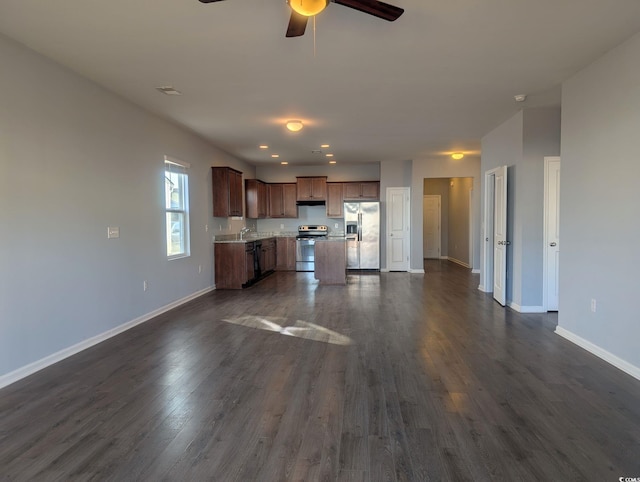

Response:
(380, 268), (389, 272)
(555, 326), (640, 382)
(0, 286), (215, 390)
(439, 256), (448, 260)
(471, 269), (480, 274)
(507, 301), (545, 313)
(478, 284), (491, 292)
(409, 269), (425, 274)
(447, 257), (471, 269)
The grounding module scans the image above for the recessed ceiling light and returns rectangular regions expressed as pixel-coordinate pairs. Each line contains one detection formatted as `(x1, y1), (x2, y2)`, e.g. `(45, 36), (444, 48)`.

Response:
(271, 154), (280, 158)
(285, 120), (304, 132)
(452, 152), (464, 160)
(514, 94), (527, 102)
(329, 160), (337, 164)
(326, 153), (334, 157)
(321, 144), (330, 148)
(281, 161), (288, 165)
(156, 86), (182, 96)
(259, 145), (269, 149)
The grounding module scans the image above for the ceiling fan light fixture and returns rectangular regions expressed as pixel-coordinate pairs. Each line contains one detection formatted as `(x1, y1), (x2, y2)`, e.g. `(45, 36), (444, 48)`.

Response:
(288, 0), (328, 17)
(452, 152), (464, 160)
(286, 120), (304, 132)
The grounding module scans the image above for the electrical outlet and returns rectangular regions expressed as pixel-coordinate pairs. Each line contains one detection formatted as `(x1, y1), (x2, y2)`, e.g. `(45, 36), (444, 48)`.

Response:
(143, 280), (148, 292)
(280, 223), (284, 229)
(198, 265), (202, 274)
(334, 223), (339, 228)
(590, 299), (597, 312)
(107, 226), (119, 239)
(205, 224), (208, 232)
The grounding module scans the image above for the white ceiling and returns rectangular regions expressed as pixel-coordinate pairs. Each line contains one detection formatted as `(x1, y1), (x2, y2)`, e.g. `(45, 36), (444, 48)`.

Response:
(1, 0), (640, 166)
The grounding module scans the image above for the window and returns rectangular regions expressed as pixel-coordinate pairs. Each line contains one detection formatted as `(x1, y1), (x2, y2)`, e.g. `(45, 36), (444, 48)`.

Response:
(164, 156), (190, 259)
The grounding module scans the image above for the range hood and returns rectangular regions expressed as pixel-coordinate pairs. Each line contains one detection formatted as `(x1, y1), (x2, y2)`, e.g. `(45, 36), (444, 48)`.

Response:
(296, 200), (326, 206)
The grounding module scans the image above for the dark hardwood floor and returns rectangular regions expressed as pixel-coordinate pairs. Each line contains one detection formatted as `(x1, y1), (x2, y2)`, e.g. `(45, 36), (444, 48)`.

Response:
(2, 260), (640, 481)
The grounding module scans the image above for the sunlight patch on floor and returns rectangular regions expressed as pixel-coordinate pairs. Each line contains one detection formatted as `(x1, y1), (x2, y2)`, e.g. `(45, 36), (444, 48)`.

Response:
(222, 315), (353, 346)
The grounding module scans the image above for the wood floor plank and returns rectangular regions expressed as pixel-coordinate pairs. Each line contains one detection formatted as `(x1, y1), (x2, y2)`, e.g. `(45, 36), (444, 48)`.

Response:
(1, 261), (640, 480)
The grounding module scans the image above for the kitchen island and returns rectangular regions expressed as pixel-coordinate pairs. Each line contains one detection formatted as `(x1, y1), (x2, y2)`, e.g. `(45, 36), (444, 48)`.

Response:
(314, 238), (347, 285)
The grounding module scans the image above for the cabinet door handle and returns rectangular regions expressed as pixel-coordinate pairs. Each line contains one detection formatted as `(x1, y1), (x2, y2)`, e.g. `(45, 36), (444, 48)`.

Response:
(550, 242), (557, 247)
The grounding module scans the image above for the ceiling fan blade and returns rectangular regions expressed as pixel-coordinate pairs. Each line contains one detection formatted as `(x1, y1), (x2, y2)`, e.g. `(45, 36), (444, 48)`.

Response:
(286, 10), (308, 37)
(333, 0), (404, 21)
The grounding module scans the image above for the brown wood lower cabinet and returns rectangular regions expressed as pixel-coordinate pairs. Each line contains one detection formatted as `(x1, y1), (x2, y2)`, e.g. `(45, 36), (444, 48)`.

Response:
(215, 238), (276, 289)
(276, 237), (296, 271)
(261, 238), (276, 272)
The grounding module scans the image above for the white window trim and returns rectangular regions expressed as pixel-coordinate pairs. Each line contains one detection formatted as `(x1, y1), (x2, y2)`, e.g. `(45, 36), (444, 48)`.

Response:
(165, 155), (191, 260)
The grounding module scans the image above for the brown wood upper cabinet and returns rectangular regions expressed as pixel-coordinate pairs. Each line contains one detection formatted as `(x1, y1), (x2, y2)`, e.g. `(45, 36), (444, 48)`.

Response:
(326, 182), (344, 218)
(212, 167), (243, 217)
(268, 183), (298, 218)
(342, 181), (380, 201)
(245, 179), (268, 219)
(296, 176), (327, 201)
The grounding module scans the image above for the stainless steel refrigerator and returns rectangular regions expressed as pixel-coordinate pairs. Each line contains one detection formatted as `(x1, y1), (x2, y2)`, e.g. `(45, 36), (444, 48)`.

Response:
(344, 201), (380, 270)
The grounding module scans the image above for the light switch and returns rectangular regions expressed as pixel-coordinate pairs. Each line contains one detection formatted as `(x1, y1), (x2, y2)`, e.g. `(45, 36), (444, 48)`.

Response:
(107, 227), (120, 239)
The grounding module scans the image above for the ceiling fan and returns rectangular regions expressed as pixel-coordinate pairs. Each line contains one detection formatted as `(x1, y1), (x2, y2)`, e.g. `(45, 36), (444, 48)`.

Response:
(198, 0), (404, 38)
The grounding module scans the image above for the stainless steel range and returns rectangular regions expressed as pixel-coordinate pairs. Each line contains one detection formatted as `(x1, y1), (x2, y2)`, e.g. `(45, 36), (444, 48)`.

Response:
(295, 225), (328, 272)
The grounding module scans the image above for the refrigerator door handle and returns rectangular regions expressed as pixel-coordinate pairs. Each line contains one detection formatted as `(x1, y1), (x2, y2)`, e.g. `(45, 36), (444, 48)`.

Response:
(358, 213), (362, 241)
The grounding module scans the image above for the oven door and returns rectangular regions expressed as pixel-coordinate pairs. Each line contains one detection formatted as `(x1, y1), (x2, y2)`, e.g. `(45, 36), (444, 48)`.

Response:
(296, 238), (316, 272)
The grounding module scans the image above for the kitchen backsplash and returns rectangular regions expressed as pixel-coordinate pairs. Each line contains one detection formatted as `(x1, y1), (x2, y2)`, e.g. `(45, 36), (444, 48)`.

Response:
(256, 205), (345, 236)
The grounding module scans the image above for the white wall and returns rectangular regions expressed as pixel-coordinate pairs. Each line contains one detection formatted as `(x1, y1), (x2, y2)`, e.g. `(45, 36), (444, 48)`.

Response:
(256, 163), (379, 183)
(558, 31), (640, 375)
(380, 159), (413, 270)
(448, 177), (474, 266)
(253, 163), (380, 235)
(424, 178), (450, 257)
(407, 157), (481, 272)
(0, 34), (252, 383)
(480, 106), (561, 309)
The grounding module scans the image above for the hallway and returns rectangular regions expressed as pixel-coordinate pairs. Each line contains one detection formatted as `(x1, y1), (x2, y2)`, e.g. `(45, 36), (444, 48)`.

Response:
(1, 261), (639, 480)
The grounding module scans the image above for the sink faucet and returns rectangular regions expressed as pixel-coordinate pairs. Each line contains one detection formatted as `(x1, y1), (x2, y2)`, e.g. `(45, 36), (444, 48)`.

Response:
(240, 227), (251, 240)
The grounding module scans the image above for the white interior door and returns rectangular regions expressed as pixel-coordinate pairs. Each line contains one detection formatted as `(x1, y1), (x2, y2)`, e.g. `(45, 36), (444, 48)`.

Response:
(423, 195), (441, 259)
(493, 166), (508, 306)
(387, 187), (410, 271)
(544, 157), (560, 311)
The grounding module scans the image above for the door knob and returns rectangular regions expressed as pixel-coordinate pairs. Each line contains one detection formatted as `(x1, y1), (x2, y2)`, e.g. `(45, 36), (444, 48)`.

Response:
(550, 242), (557, 247)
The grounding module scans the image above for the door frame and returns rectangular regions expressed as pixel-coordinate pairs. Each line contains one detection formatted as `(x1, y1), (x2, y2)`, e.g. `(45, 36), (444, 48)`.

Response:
(480, 166), (508, 301)
(469, 188), (475, 271)
(423, 194), (441, 259)
(480, 169), (497, 292)
(543, 156), (561, 311)
(491, 166), (508, 305)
